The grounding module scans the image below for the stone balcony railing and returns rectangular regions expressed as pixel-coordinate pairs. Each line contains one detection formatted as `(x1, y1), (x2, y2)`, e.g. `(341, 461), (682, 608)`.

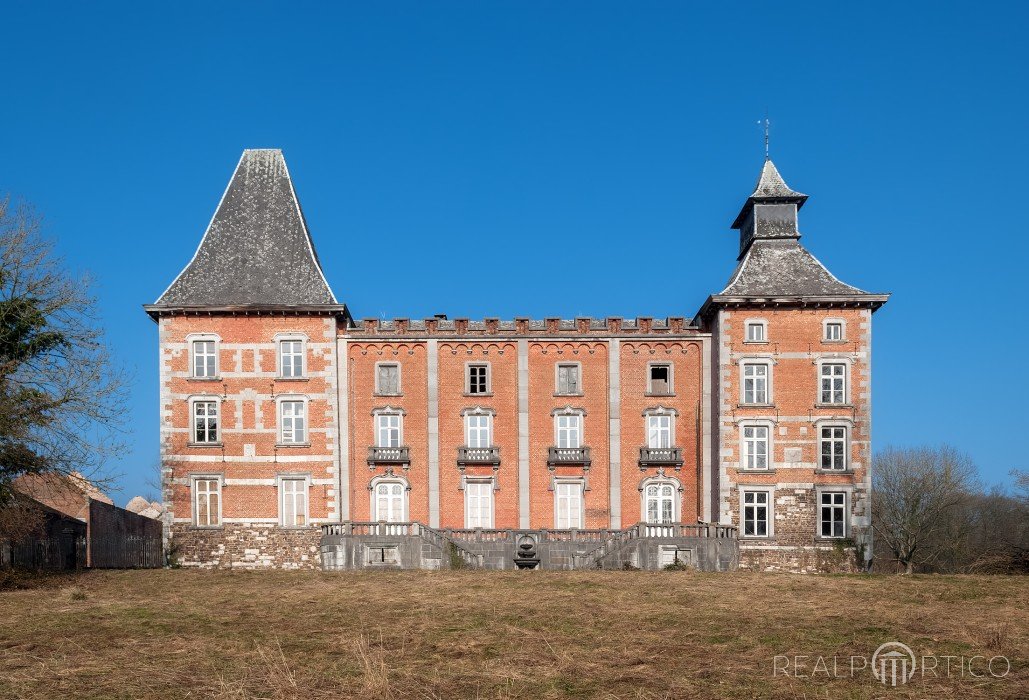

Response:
(456, 446), (501, 466)
(367, 446), (411, 465)
(547, 446), (592, 466)
(638, 446), (684, 469)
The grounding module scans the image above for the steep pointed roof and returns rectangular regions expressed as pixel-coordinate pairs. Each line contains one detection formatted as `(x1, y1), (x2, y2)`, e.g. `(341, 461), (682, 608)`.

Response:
(731, 158), (808, 229)
(718, 238), (870, 297)
(152, 149), (341, 309)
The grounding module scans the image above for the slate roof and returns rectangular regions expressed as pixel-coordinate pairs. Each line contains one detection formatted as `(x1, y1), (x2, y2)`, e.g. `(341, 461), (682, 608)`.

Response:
(153, 149), (339, 308)
(718, 239), (871, 297)
(731, 158), (808, 229)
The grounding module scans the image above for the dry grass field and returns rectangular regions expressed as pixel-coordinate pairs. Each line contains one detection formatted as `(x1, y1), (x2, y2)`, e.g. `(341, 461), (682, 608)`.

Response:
(0, 570), (1025, 699)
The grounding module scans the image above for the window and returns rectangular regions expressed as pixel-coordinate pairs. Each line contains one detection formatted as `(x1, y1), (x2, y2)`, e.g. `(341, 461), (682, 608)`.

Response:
(192, 340), (217, 378)
(743, 425), (769, 470)
(742, 363), (769, 404)
(820, 426), (847, 470)
(742, 490), (769, 537)
(376, 413), (402, 447)
(376, 364), (401, 395)
(192, 400), (219, 444)
(193, 478), (221, 527)
(373, 481), (406, 522)
(820, 492), (846, 538)
(465, 414), (492, 448)
(820, 363), (847, 404)
(556, 364), (581, 395)
(647, 414), (672, 449)
(467, 364), (489, 395)
(648, 364), (672, 394)
(280, 478), (308, 527)
(279, 400), (307, 444)
(825, 322), (844, 342)
(555, 482), (583, 529)
(279, 340), (304, 378)
(556, 414), (582, 448)
(644, 482), (676, 524)
(465, 481), (493, 528)
(745, 321), (767, 343)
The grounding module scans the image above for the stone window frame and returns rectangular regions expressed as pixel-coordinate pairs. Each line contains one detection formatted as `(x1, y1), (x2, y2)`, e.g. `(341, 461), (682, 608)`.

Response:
(554, 361), (584, 397)
(815, 487), (852, 539)
(553, 477), (586, 529)
(187, 394), (223, 447)
(275, 332), (309, 380)
(190, 472), (224, 529)
(815, 356), (852, 407)
(462, 406), (496, 448)
(187, 333), (221, 380)
(552, 406), (586, 448)
(276, 394), (310, 447)
(738, 355), (775, 406)
(369, 473), (411, 523)
(372, 406), (406, 448)
(374, 361), (402, 396)
(463, 476), (495, 529)
(645, 361), (675, 396)
(738, 418), (775, 471)
(815, 418), (853, 472)
(276, 472), (312, 529)
(822, 318), (847, 343)
(643, 405), (678, 449)
(465, 361), (492, 396)
(738, 485), (775, 539)
(743, 318), (769, 345)
(638, 474), (683, 524)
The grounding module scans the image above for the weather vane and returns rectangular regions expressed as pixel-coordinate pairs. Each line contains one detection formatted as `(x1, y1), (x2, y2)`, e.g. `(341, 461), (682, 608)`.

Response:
(757, 114), (770, 159)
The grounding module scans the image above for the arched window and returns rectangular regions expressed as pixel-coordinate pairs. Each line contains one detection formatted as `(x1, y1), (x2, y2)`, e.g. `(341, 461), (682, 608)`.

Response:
(373, 481), (407, 523)
(643, 481), (677, 524)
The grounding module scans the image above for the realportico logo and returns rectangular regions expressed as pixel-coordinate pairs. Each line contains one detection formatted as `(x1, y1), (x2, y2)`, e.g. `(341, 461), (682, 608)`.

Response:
(773, 640), (1011, 686)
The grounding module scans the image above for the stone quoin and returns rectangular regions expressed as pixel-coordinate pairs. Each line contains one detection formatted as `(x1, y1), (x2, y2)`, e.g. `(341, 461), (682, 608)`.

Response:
(144, 149), (889, 572)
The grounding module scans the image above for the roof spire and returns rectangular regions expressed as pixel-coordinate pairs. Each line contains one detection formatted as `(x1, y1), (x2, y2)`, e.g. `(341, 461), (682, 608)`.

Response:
(730, 158), (809, 259)
(759, 113), (770, 160)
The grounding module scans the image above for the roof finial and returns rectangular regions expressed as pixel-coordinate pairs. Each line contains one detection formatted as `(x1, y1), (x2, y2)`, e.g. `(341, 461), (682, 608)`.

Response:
(757, 112), (770, 160)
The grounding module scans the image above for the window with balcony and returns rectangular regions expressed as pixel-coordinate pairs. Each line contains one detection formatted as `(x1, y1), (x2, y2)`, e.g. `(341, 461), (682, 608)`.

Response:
(647, 414), (672, 449)
(644, 482), (676, 524)
(373, 481), (407, 523)
(556, 414), (582, 449)
(376, 413), (402, 447)
(466, 414), (492, 448)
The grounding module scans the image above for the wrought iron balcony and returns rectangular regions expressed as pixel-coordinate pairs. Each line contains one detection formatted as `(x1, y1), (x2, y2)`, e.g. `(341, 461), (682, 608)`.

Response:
(638, 446), (684, 469)
(547, 446), (592, 466)
(367, 446), (411, 465)
(457, 446), (501, 466)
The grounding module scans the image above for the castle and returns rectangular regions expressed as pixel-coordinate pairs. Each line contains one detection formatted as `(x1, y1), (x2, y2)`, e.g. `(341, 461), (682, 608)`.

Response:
(145, 149), (888, 572)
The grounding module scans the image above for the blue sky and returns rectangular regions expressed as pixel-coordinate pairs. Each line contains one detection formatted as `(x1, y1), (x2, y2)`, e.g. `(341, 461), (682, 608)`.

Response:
(3, 2), (1026, 503)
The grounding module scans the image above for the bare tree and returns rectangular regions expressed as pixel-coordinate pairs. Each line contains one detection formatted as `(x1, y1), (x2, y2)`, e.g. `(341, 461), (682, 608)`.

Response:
(872, 445), (978, 574)
(0, 196), (128, 503)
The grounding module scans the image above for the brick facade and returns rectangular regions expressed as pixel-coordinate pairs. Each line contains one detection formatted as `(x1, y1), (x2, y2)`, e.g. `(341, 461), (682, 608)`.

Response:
(146, 150), (888, 572)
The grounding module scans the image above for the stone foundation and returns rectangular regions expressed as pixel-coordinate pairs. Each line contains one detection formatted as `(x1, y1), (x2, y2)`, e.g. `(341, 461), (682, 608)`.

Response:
(740, 543), (862, 573)
(170, 524), (321, 569)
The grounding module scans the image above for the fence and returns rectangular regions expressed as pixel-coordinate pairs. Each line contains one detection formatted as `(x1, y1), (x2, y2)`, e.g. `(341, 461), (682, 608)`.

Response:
(87, 499), (163, 568)
(0, 535), (86, 570)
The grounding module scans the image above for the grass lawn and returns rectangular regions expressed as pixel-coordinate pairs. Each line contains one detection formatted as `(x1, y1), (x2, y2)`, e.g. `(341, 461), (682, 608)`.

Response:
(0, 570), (1025, 699)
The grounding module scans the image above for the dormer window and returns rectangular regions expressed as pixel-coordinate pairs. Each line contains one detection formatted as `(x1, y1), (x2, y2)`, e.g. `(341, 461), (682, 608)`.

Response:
(745, 320), (767, 343)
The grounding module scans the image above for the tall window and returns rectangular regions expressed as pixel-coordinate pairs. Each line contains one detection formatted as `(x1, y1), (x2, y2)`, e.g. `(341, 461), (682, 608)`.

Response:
(467, 364), (489, 395)
(820, 426), (847, 470)
(820, 492), (846, 538)
(555, 482), (583, 529)
(745, 321), (766, 343)
(743, 425), (769, 470)
(192, 400), (219, 444)
(647, 414), (672, 448)
(279, 340), (304, 378)
(742, 491), (769, 537)
(742, 363), (768, 404)
(644, 482), (675, 524)
(192, 340), (217, 378)
(465, 414), (492, 448)
(648, 364), (671, 394)
(556, 414), (582, 448)
(556, 364), (580, 395)
(376, 413), (402, 447)
(820, 363), (847, 404)
(465, 481), (493, 528)
(374, 482), (406, 522)
(194, 478), (221, 527)
(280, 478), (308, 527)
(825, 322), (844, 341)
(377, 364), (400, 395)
(279, 400), (307, 444)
